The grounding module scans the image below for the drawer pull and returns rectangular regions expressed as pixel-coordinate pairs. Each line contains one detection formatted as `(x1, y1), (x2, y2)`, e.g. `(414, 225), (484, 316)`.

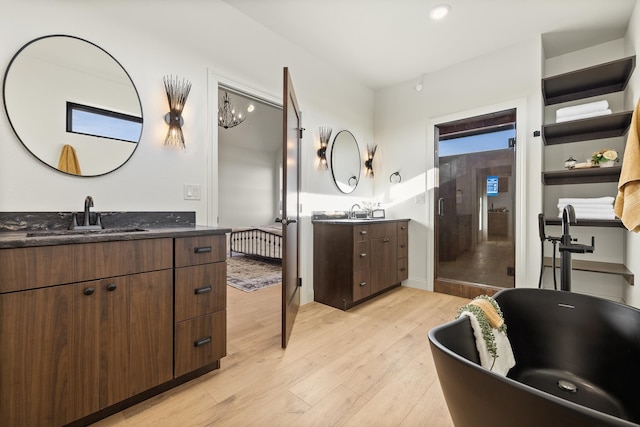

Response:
(83, 287), (95, 296)
(400, 267), (407, 272)
(360, 230), (367, 235)
(106, 283), (117, 292)
(400, 244), (407, 248)
(194, 246), (212, 254)
(360, 253), (367, 257)
(194, 286), (212, 295)
(194, 336), (212, 347)
(401, 226), (407, 230)
(359, 282), (367, 287)
(383, 238), (390, 243)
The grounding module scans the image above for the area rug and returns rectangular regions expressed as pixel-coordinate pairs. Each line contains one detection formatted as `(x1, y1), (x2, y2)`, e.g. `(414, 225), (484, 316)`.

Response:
(227, 253), (282, 292)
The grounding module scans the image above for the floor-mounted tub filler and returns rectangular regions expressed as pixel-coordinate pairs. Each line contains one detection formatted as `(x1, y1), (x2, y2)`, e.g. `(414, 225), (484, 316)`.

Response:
(429, 288), (640, 427)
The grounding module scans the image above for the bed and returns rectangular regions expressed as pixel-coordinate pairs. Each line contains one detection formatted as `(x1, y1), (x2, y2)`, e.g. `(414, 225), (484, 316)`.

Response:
(229, 223), (283, 260)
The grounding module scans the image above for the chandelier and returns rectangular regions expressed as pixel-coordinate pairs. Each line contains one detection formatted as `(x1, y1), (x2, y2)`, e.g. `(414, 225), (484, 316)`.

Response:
(218, 91), (246, 129)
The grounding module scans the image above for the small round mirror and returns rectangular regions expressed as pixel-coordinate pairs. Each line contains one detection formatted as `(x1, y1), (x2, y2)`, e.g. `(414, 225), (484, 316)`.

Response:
(3, 35), (143, 177)
(330, 130), (361, 194)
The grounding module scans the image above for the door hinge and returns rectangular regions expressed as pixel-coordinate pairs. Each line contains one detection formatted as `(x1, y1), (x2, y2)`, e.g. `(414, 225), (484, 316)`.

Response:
(297, 277), (302, 287)
(507, 266), (515, 277)
(298, 127), (306, 139)
(508, 137), (516, 148)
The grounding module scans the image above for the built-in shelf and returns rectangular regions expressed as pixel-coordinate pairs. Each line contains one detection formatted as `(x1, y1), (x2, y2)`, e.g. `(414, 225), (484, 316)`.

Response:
(542, 111), (633, 145)
(542, 56), (636, 105)
(544, 218), (624, 228)
(544, 257), (634, 285)
(542, 165), (621, 185)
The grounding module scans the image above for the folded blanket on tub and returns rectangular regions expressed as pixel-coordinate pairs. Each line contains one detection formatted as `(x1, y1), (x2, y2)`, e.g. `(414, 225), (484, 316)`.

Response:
(456, 295), (516, 376)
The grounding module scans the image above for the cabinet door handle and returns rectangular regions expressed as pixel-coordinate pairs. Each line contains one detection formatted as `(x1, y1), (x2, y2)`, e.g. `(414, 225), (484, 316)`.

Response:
(359, 282), (367, 287)
(401, 226), (407, 230)
(360, 253), (367, 257)
(194, 286), (212, 295)
(383, 238), (390, 243)
(106, 283), (117, 292)
(400, 267), (407, 272)
(400, 244), (407, 248)
(83, 287), (95, 296)
(194, 336), (212, 347)
(360, 230), (367, 235)
(194, 246), (212, 254)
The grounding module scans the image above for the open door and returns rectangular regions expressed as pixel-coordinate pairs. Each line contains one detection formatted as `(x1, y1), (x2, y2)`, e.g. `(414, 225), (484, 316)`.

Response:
(281, 67), (301, 348)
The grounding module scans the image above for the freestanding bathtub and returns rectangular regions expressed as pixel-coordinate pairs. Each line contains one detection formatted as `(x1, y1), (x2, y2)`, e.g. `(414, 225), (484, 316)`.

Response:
(428, 288), (640, 427)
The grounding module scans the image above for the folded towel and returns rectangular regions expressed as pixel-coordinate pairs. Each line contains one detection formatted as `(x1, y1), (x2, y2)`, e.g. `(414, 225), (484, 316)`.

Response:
(558, 197), (615, 205)
(556, 109), (612, 123)
(556, 100), (609, 119)
(557, 210), (616, 220)
(457, 295), (515, 376)
(557, 204), (613, 211)
(57, 144), (82, 175)
(614, 98), (640, 232)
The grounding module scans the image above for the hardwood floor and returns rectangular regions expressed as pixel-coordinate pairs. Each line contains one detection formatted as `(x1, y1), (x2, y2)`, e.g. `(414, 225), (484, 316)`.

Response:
(92, 285), (468, 427)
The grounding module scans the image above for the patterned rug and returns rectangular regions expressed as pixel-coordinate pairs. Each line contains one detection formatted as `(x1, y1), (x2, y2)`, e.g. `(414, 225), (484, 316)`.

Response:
(227, 253), (282, 292)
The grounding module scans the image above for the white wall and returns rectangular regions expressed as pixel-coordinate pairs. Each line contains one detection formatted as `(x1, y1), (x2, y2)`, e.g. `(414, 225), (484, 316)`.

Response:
(623, 0), (640, 307)
(0, 0), (375, 305)
(373, 38), (543, 292)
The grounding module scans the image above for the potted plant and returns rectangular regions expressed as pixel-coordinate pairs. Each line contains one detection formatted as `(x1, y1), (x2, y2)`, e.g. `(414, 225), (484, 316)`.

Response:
(591, 148), (619, 167)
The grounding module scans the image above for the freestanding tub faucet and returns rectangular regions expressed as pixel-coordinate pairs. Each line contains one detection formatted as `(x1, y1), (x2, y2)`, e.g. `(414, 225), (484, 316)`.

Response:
(558, 205), (595, 292)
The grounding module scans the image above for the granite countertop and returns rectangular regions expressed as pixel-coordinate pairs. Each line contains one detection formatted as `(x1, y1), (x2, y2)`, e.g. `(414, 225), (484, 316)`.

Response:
(0, 211), (230, 249)
(312, 218), (411, 225)
(0, 225), (232, 249)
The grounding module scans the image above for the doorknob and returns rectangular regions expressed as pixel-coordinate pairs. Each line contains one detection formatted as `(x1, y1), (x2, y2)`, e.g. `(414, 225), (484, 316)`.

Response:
(278, 217), (297, 226)
(438, 198), (445, 217)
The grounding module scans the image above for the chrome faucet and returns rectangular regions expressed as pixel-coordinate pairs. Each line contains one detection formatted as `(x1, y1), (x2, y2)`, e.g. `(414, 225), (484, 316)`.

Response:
(350, 203), (361, 219)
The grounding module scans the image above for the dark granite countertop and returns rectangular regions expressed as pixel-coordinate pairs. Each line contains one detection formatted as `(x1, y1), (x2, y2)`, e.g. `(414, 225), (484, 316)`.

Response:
(312, 218), (411, 225)
(0, 225), (231, 249)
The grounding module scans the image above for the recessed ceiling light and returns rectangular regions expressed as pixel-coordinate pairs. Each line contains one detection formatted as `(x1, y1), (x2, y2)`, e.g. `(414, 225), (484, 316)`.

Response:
(429, 4), (451, 20)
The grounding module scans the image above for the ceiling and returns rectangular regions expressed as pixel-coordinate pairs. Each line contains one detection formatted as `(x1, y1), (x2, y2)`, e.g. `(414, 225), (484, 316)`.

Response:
(221, 0), (637, 90)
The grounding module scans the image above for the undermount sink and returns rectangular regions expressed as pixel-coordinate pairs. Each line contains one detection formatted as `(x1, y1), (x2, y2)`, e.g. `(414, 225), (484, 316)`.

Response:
(26, 227), (148, 237)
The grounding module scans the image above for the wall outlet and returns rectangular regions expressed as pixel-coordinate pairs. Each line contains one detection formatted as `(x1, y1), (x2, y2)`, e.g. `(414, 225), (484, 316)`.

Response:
(184, 184), (201, 200)
(415, 193), (426, 204)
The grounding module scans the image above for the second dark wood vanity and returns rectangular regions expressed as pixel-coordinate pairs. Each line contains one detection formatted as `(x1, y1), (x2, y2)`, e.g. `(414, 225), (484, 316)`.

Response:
(313, 219), (409, 310)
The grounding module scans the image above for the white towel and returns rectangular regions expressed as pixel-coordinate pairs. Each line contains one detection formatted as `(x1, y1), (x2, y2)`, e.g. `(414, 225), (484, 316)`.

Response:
(557, 210), (616, 220)
(556, 100), (609, 119)
(459, 310), (516, 376)
(558, 197), (615, 205)
(556, 109), (612, 123)
(557, 204), (613, 211)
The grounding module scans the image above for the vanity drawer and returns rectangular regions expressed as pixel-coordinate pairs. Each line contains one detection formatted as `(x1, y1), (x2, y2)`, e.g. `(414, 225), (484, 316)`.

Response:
(175, 235), (226, 268)
(398, 234), (408, 259)
(175, 263), (226, 322)
(353, 224), (370, 242)
(397, 221), (409, 235)
(371, 222), (397, 239)
(352, 269), (371, 301)
(353, 241), (370, 271)
(0, 245), (74, 293)
(174, 311), (226, 377)
(398, 257), (409, 282)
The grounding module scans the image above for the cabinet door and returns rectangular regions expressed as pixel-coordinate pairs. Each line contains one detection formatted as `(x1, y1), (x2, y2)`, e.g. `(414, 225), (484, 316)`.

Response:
(128, 270), (173, 396)
(0, 286), (74, 427)
(370, 235), (398, 293)
(99, 277), (130, 409)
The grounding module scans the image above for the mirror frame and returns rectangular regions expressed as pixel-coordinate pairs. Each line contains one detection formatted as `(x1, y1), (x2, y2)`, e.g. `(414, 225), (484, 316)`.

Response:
(330, 130), (361, 194)
(2, 34), (144, 177)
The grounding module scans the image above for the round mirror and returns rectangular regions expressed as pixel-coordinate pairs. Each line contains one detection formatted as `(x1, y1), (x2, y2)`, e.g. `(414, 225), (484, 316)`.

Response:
(330, 130), (361, 194)
(3, 35), (143, 177)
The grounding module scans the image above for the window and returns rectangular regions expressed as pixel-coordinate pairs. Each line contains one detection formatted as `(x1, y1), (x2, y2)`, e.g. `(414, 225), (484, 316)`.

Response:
(66, 102), (142, 143)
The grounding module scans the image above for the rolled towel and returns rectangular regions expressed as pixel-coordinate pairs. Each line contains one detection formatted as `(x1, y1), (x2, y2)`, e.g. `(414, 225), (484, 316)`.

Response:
(558, 197), (615, 205)
(556, 100), (609, 119)
(457, 295), (516, 376)
(556, 109), (612, 123)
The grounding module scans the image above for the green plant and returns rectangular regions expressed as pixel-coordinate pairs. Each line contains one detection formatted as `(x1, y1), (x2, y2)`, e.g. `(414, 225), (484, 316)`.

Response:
(592, 148), (618, 164)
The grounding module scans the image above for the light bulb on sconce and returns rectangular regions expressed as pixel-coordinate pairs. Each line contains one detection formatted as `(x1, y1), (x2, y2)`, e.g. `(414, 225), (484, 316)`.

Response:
(365, 144), (377, 178)
(318, 126), (332, 170)
(163, 75), (192, 149)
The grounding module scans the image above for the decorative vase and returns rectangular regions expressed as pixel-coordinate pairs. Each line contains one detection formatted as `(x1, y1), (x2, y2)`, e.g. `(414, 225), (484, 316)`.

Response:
(599, 160), (615, 168)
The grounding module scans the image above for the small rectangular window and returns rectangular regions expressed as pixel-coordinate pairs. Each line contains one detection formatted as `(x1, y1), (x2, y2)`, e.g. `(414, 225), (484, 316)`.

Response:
(66, 102), (142, 143)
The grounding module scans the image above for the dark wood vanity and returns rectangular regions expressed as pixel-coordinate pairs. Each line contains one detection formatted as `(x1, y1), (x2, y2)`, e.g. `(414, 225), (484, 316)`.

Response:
(0, 225), (229, 427)
(312, 219), (409, 310)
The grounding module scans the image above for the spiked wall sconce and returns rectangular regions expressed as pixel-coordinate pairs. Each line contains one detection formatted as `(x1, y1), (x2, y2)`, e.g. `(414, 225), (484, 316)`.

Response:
(163, 75), (191, 149)
(318, 127), (332, 170)
(365, 144), (377, 177)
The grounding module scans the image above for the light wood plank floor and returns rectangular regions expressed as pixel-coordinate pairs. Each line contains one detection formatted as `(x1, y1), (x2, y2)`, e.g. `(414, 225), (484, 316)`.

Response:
(92, 285), (468, 427)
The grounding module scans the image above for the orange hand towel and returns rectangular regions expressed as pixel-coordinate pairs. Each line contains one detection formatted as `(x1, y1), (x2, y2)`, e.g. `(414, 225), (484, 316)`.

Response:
(614, 99), (640, 232)
(57, 144), (82, 175)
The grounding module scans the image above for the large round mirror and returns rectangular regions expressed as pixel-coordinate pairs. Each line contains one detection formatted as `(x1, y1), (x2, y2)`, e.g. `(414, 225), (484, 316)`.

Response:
(3, 35), (143, 177)
(331, 130), (361, 194)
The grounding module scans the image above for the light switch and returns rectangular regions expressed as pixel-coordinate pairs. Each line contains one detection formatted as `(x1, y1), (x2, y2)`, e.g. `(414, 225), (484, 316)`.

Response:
(184, 184), (201, 200)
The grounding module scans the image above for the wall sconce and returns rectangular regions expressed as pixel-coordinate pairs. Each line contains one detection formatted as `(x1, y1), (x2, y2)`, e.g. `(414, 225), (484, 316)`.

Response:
(163, 75), (192, 149)
(318, 127), (332, 170)
(365, 144), (377, 177)
(389, 171), (402, 183)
